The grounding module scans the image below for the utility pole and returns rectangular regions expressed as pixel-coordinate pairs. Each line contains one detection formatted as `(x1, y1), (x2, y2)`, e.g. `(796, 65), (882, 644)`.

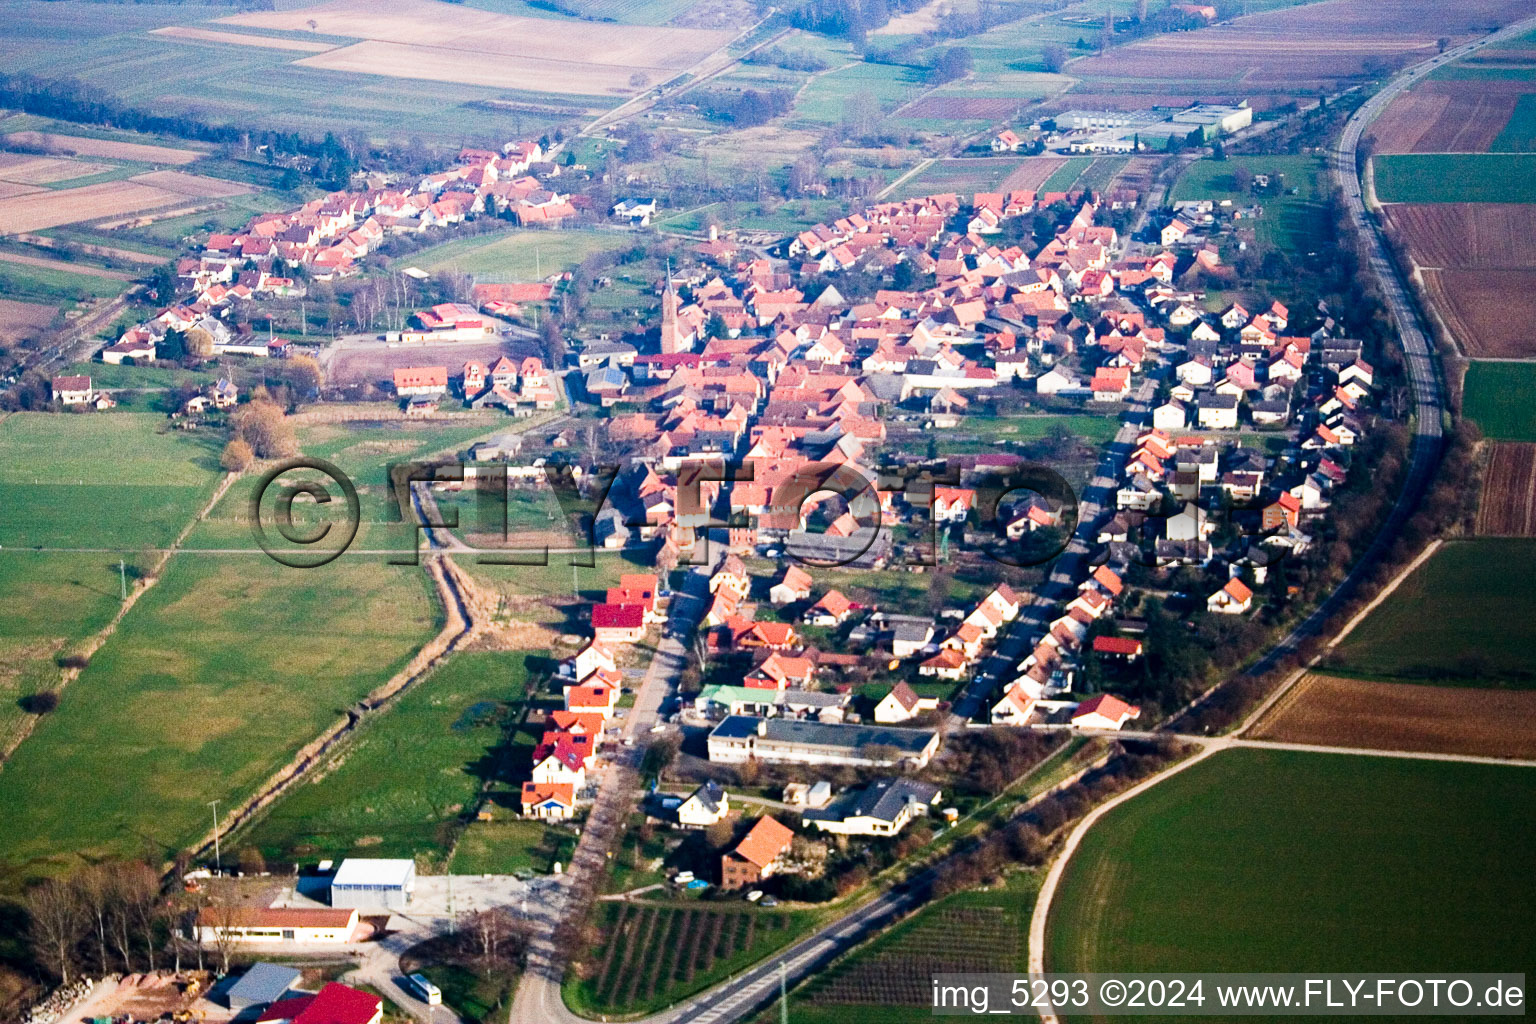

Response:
(208, 799), (222, 873)
(119, 558), (127, 600)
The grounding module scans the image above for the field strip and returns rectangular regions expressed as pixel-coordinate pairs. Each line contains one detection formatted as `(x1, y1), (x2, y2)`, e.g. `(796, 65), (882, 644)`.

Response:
(4, 130), (204, 165)
(205, 554), (480, 859)
(13, 232), (167, 265)
(1235, 538), (1443, 735)
(0, 250), (133, 281)
(149, 25), (340, 53)
(0, 471), (236, 766)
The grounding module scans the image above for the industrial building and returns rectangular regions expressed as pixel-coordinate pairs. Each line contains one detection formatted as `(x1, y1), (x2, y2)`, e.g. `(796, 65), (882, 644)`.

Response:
(328, 858), (416, 911)
(706, 715), (940, 768)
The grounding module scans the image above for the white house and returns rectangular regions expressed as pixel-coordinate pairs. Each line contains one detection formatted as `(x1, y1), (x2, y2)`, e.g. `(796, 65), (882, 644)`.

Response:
(873, 681), (940, 724)
(1071, 693), (1140, 730)
(1207, 576), (1254, 614)
(676, 781), (729, 826)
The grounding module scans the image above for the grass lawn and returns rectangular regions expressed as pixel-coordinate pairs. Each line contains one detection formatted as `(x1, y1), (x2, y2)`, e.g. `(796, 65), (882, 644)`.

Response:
(1327, 539), (1536, 686)
(0, 413), (224, 548)
(1173, 154), (1328, 256)
(1373, 154), (1536, 203)
(0, 555), (440, 874)
(448, 819), (577, 875)
(418, 229), (636, 280)
(0, 260), (129, 305)
(1462, 360), (1536, 441)
(235, 650), (540, 865)
(1047, 748), (1536, 988)
(0, 554), (126, 751)
(417, 964), (518, 1024)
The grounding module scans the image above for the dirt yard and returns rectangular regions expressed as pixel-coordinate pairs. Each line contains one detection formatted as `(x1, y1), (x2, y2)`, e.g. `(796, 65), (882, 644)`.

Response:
(5, 130), (203, 165)
(324, 335), (535, 388)
(1250, 673), (1536, 760)
(221, 0), (734, 96)
(1478, 442), (1536, 536)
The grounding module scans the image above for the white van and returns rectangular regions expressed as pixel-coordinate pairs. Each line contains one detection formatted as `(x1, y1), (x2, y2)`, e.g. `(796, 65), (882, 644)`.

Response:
(407, 973), (442, 1006)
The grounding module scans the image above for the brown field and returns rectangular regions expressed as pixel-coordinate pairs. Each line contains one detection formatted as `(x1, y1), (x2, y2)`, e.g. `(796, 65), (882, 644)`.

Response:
(220, 0), (733, 97)
(0, 180), (183, 234)
(4, 131), (203, 166)
(0, 298), (57, 344)
(1109, 155), (1159, 194)
(1478, 443), (1536, 537)
(0, 155), (114, 185)
(131, 169), (253, 200)
(1070, 0), (1534, 95)
(0, 170), (249, 234)
(1000, 156), (1068, 191)
(902, 96), (1029, 120)
(149, 26), (338, 52)
(0, 182), (43, 199)
(1370, 80), (1531, 153)
(1250, 673), (1536, 760)
(1383, 203), (1536, 268)
(1420, 268), (1536, 358)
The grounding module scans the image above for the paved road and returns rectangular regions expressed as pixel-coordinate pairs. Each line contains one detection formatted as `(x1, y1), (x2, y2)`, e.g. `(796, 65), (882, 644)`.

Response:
(951, 379), (1156, 724)
(508, 542), (722, 1024)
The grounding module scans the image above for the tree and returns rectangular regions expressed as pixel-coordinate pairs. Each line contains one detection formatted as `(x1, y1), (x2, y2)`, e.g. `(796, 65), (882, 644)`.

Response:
(933, 47), (974, 83)
(183, 326), (214, 360)
(1437, 36), (1450, 53)
(230, 397), (296, 459)
(25, 878), (84, 985)
(220, 438), (254, 474)
(149, 263), (177, 304)
(1231, 164), (1254, 193)
(286, 354), (324, 398)
(1042, 43), (1069, 73)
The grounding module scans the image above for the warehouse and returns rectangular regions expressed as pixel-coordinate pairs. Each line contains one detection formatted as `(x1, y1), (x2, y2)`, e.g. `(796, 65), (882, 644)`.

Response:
(706, 716), (940, 768)
(328, 858), (416, 911)
(192, 907), (364, 945)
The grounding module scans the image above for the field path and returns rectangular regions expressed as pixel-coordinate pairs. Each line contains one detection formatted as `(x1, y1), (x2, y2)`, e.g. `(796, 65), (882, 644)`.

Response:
(0, 470), (237, 765)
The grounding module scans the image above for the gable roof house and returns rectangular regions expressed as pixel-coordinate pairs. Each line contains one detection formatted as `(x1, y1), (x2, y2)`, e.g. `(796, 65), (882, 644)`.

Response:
(873, 680), (940, 724)
(720, 815), (795, 889)
(802, 778), (942, 837)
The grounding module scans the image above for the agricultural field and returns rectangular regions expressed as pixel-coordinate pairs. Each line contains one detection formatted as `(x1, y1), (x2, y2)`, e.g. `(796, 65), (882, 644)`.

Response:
(185, 415), (510, 554)
(0, 169), (252, 234)
(0, 554), (127, 755)
(1249, 673), (1536, 760)
(0, 296), (58, 344)
(1373, 154), (1536, 202)
(2, 129), (204, 166)
(0, 4), (605, 145)
(219, 0), (733, 98)
(1477, 442), (1536, 536)
(418, 228), (637, 281)
(0, 257), (128, 305)
(1493, 93), (1536, 152)
(894, 156), (1055, 199)
(0, 554), (441, 874)
(1066, 0), (1533, 99)
(1048, 749), (1536, 983)
(1462, 360), (1536, 440)
(1039, 156), (1093, 192)
(1369, 79), (1536, 154)
(1380, 204), (1536, 357)
(0, 412), (225, 550)
(234, 650), (537, 864)
(570, 902), (814, 1015)
(1173, 154), (1328, 256)
(784, 875), (1033, 1024)
(1328, 538), (1536, 686)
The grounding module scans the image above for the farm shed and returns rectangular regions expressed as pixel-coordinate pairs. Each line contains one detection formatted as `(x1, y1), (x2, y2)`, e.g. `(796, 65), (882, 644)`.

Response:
(329, 857), (416, 910)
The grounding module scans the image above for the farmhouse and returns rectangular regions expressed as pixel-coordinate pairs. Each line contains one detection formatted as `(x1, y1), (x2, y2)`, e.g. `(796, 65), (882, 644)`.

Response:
(1071, 693), (1140, 730)
(721, 815), (795, 889)
(801, 777), (941, 836)
(193, 907), (366, 945)
(706, 715), (940, 768)
(407, 302), (492, 341)
(991, 129), (1022, 153)
(328, 858), (415, 911)
(521, 781), (576, 820)
(873, 680), (940, 724)
(392, 366), (448, 397)
(50, 375), (93, 406)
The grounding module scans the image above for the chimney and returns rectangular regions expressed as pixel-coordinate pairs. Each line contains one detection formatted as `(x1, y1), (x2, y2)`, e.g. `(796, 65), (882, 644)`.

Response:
(756, 718), (768, 737)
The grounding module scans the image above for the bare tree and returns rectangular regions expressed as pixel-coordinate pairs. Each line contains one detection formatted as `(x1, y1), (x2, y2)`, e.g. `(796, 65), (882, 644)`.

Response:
(204, 896), (243, 975)
(122, 863), (164, 973)
(78, 864), (114, 976)
(25, 879), (85, 985)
